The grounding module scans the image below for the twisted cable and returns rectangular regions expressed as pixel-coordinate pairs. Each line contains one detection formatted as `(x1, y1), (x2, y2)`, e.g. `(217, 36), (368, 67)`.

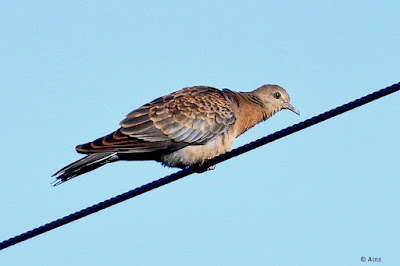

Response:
(1, 82), (399, 251)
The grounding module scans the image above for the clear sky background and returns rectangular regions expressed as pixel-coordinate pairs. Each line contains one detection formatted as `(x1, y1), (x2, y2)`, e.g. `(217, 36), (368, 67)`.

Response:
(1, 1), (399, 265)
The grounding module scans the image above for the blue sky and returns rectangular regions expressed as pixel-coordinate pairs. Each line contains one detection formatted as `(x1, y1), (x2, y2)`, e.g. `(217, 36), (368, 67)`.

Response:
(1, 1), (399, 265)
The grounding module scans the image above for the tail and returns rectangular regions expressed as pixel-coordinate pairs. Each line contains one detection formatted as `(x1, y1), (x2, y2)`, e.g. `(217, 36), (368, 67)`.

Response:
(52, 152), (118, 186)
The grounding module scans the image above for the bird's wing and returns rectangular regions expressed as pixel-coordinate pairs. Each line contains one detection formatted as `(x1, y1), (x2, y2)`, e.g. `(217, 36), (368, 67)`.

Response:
(76, 86), (236, 154)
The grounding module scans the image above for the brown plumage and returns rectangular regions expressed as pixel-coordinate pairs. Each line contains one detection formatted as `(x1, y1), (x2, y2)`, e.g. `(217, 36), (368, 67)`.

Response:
(53, 84), (299, 185)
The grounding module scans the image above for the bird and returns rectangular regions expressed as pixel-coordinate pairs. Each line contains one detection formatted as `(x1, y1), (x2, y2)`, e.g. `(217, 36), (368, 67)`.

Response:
(53, 84), (299, 185)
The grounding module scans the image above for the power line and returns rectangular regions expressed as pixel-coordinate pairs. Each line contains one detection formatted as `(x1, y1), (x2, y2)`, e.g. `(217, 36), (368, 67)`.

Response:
(0, 82), (399, 251)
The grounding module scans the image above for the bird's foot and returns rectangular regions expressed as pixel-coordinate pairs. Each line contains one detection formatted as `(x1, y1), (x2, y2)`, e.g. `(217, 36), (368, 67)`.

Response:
(193, 163), (216, 173)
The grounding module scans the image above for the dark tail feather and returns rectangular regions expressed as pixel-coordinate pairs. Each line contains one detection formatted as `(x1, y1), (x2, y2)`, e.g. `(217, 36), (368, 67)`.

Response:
(52, 152), (118, 186)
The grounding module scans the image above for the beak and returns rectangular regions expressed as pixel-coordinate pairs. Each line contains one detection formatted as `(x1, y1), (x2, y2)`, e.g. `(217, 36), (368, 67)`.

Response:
(283, 102), (300, 115)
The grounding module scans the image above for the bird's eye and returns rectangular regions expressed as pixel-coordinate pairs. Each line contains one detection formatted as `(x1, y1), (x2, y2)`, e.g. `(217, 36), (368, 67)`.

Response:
(273, 92), (281, 99)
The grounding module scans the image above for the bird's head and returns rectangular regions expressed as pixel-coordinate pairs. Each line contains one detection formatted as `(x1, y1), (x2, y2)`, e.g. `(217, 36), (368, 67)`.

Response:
(252, 84), (300, 116)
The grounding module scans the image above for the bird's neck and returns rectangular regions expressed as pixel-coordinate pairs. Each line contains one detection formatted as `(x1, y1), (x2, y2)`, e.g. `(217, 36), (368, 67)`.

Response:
(223, 90), (275, 136)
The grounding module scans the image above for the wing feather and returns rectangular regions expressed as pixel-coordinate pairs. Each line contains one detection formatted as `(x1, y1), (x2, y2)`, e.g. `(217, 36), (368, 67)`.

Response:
(76, 86), (236, 154)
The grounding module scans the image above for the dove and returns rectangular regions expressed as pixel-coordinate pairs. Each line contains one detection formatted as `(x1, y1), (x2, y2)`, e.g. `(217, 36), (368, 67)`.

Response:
(53, 84), (299, 185)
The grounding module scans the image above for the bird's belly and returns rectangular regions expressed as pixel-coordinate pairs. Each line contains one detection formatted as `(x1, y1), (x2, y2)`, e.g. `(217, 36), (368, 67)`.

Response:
(160, 134), (235, 168)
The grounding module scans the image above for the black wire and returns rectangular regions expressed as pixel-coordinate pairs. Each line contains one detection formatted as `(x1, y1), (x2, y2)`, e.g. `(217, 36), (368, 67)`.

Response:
(1, 82), (399, 251)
